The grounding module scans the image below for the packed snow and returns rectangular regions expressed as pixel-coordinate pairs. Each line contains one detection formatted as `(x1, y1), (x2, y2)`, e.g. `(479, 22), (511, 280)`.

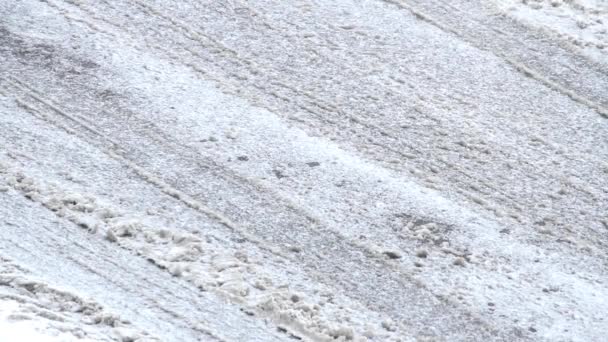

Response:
(0, 0), (606, 341)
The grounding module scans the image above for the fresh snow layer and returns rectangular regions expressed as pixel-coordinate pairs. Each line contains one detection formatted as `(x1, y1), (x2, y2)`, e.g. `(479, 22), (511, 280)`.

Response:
(0, 0), (607, 341)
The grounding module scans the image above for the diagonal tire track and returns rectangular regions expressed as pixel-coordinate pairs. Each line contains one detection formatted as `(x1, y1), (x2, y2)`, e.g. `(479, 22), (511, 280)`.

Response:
(1, 71), (515, 340)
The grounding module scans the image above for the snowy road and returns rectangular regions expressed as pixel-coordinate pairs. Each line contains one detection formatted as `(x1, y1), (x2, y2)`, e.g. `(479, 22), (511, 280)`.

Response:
(0, 0), (607, 341)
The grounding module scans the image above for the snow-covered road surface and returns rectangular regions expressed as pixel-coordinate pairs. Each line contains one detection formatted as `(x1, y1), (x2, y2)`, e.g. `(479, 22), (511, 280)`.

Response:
(1, 0), (607, 341)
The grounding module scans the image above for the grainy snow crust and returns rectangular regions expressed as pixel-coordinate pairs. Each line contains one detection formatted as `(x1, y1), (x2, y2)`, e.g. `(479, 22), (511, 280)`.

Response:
(0, 0), (607, 341)
(494, 0), (608, 64)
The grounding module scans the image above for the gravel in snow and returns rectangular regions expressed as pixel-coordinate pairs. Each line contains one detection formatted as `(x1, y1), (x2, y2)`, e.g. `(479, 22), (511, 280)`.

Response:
(0, 0), (607, 341)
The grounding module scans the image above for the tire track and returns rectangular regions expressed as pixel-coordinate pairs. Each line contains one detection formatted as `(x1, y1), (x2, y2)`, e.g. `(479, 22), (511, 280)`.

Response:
(0, 157), (289, 342)
(2, 153), (428, 341)
(6, 73), (595, 342)
(8, 0), (608, 269)
(48, 0), (608, 234)
(0, 63), (519, 341)
(92, 0), (602, 248)
(0, 156), (232, 342)
(0, 201), (227, 342)
(381, 0), (608, 117)
(2, 0), (607, 340)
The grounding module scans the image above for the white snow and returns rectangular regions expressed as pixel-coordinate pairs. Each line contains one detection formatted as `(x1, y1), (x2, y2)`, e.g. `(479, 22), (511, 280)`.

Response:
(0, 0), (607, 340)
(494, 0), (608, 63)
(0, 300), (80, 342)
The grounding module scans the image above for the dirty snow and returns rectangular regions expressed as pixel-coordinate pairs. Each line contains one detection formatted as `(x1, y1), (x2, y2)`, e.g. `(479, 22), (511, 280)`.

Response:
(0, 0), (607, 341)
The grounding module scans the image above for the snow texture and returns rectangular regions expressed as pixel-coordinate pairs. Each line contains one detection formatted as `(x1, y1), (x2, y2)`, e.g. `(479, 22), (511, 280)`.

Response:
(0, 0), (607, 341)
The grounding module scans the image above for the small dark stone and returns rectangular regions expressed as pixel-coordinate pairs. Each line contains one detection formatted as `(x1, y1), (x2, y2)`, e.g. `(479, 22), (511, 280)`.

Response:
(415, 249), (428, 258)
(528, 327), (537, 333)
(453, 257), (466, 266)
(288, 245), (302, 253)
(240, 308), (255, 316)
(237, 156), (249, 161)
(273, 169), (287, 179)
(383, 251), (401, 259)
(306, 161), (321, 167)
